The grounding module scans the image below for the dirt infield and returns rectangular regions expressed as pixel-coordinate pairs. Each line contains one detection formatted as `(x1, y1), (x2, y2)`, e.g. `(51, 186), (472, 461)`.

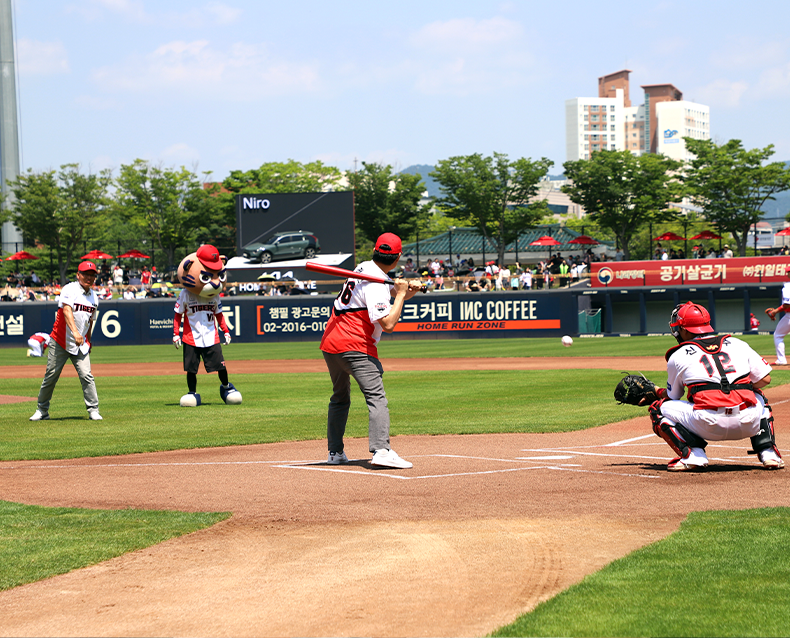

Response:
(1, 358), (788, 637)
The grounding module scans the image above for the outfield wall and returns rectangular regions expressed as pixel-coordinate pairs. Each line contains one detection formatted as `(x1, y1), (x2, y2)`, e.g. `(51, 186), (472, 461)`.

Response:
(0, 291), (577, 346)
(0, 284), (780, 347)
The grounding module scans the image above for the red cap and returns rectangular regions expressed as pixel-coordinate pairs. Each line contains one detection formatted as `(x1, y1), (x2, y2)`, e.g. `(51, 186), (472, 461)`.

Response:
(77, 261), (98, 273)
(374, 233), (402, 255)
(195, 244), (223, 270)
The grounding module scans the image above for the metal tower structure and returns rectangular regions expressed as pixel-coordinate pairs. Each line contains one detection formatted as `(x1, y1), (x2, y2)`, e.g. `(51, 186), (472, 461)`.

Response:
(0, 0), (22, 254)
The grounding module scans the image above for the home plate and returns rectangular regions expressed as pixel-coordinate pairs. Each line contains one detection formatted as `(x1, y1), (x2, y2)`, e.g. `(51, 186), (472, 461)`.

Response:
(516, 455), (575, 460)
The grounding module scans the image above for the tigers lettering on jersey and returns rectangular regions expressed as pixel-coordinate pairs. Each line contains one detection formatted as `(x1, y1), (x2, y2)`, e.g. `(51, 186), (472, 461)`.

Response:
(72, 303), (96, 314)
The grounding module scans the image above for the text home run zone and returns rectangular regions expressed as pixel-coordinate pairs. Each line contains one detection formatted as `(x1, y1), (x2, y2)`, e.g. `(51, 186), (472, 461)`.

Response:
(396, 299), (559, 333)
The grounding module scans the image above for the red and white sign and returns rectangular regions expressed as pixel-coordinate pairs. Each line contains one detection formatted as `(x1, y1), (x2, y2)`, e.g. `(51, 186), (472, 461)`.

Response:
(591, 256), (790, 288)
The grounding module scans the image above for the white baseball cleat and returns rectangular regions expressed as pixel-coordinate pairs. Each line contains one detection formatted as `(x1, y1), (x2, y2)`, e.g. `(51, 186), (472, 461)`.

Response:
(759, 449), (785, 469)
(88, 410), (103, 421)
(668, 447), (708, 472)
(371, 448), (413, 469)
(29, 409), (49, 421)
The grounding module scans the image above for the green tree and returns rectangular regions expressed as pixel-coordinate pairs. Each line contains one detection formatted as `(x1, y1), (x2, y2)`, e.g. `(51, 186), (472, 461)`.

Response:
(683, 139), (790, 256)
(10, 164), (111, 283)
(430, 152), (553, 266)
(562, 150), (685, 260)
(114, 160), (207, 269)
(213, 160), (344, 251)
(349, 162), (431, 246)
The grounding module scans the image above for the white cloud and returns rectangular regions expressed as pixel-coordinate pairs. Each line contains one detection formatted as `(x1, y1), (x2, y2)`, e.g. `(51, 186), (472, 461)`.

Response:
(695, 78), (749, 108)
(91, 40), (320, 98)
(755, 62), (790, 98)
(159, 142), (201, 167)
(69, 0), (241, 27)
(16, 39), (69, 75)
(407, 16), (535, 96)
(711, 39), (787, 72)
(411, 17), (523, 53)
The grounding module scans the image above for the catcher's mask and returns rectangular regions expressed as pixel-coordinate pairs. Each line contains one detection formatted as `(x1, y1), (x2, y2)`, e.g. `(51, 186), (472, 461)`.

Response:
(669, 302), (713, 340)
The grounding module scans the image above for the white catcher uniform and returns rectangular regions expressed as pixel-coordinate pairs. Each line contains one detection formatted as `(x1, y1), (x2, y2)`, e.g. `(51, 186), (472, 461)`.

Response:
(772, 282), (790, 364)
(661, 335), (772, 441)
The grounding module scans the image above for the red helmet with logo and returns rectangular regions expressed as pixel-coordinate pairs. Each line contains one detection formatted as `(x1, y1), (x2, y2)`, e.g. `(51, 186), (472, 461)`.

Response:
(669, 302), (713, 338)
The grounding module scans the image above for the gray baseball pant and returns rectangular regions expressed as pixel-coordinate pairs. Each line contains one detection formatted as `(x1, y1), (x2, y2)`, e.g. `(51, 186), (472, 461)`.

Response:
(323, 350), (390, 454)
(36, 341), (99, 414)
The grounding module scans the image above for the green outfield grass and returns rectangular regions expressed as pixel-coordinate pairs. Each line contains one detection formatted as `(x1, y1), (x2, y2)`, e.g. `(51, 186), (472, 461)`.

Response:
(0, 500), (229, 592)
(492, 507), (790, 637)
(0, 333), (781, 366)
(0, 367), (668, 460)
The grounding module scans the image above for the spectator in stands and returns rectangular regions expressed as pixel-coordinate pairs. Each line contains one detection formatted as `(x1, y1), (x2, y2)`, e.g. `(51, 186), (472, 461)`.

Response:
(723, 244), (734, 258)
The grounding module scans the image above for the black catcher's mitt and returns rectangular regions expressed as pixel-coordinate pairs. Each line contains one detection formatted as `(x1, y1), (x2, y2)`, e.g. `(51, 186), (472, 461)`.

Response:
(614, 374), (659, 406)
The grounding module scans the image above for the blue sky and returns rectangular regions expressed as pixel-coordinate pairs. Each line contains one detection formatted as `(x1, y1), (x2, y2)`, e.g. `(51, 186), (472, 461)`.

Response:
(12, 0), (790, 180)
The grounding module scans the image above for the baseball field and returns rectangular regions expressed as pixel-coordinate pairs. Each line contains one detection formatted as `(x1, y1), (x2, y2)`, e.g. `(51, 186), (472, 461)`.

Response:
(1, 335), (789, 637)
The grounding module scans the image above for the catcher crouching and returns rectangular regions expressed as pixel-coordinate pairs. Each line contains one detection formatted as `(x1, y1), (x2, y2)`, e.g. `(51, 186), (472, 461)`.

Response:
(615, 301), (784, 472)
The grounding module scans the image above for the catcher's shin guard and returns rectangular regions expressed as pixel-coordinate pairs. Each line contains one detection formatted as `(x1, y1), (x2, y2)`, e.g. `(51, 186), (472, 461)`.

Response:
(649, 401), (707, 457)
(750, 402), (781, 459)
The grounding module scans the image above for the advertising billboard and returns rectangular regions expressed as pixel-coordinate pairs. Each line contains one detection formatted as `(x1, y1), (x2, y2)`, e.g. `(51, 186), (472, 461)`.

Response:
(229, 191), (355, 288)
(591, 255), (790, 288)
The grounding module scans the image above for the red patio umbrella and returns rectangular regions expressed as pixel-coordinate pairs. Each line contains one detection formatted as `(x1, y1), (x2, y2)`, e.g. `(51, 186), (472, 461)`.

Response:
(568, 235), (599, 245)
(81, 249), (113, 260)
(775, 228), (790, 237)
(690, 230), (722, 240)
(529, 235), (562, 246)
(5, 250), (38, 260)
(653, 232), (686, 241)
(117, 249), (151, 259)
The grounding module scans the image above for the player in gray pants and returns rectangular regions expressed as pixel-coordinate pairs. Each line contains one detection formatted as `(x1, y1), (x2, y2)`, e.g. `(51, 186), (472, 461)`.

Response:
(30, 261), (102, 421)
(324, 351), (390, 453)
(35, 341), (99, 416)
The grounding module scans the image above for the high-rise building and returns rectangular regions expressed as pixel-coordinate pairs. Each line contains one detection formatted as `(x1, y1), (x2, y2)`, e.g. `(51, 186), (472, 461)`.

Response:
(566, 70), (709, 163)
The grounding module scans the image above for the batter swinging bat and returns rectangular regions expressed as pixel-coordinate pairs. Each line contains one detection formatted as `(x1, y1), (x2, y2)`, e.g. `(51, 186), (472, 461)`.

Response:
(305, 262), (428, 292)
(306, 262), (395, 285)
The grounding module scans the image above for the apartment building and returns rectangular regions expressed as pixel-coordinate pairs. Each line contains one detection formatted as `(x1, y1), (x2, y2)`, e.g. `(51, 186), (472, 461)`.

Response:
(566, 70), (709, 162)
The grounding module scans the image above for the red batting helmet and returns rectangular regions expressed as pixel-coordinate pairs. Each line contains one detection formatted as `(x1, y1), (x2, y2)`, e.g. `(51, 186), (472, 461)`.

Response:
(669, 302), (713, 338)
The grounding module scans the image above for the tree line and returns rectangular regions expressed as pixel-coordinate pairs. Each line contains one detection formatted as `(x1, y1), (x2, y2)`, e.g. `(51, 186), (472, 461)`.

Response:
(3, 137), (789, 283)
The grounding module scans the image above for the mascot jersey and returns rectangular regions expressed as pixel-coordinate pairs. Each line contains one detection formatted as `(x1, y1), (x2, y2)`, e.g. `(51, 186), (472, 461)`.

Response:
(174, 289), (225, 348)
(320, 260), (393, 358)
(51, 281), (98, 354)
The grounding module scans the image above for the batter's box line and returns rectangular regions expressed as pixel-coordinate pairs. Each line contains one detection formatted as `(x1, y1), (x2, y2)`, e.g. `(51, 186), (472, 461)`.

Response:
(521, 448), (763, 467)
(272, 463), (557, 480)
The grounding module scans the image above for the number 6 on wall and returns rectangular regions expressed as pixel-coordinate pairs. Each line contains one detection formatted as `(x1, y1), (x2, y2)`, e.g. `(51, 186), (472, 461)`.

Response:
(96, 310), (122, 339)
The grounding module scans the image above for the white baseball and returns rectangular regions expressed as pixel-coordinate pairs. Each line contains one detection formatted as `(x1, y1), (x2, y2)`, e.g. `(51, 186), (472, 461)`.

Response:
(561, 335), (573, 347)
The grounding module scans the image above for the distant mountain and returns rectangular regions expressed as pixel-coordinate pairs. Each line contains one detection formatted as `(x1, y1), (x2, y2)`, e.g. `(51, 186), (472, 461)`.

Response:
(400, 165), (441, 198)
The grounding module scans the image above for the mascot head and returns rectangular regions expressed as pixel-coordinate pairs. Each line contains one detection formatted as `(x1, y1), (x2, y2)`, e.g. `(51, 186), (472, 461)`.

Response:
(177, 244), (227, 299)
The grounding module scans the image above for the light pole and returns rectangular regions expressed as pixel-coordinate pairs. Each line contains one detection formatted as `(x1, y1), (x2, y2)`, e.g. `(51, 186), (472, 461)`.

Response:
(448, 226), (455, 265)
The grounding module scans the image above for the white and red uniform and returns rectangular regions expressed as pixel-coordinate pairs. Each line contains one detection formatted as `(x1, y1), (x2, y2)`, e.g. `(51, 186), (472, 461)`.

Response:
(173, 289), (229, 347)
(662, 335), (772, 441)
(320, 260), (393, 358)
(27, 332), (51, 357)
(772, 282), (790, 364)
(51, 281), (98, 355)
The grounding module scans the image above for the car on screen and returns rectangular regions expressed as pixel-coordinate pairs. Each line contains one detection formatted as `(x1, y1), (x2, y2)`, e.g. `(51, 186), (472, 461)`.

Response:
(242, 231), (321, 264)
